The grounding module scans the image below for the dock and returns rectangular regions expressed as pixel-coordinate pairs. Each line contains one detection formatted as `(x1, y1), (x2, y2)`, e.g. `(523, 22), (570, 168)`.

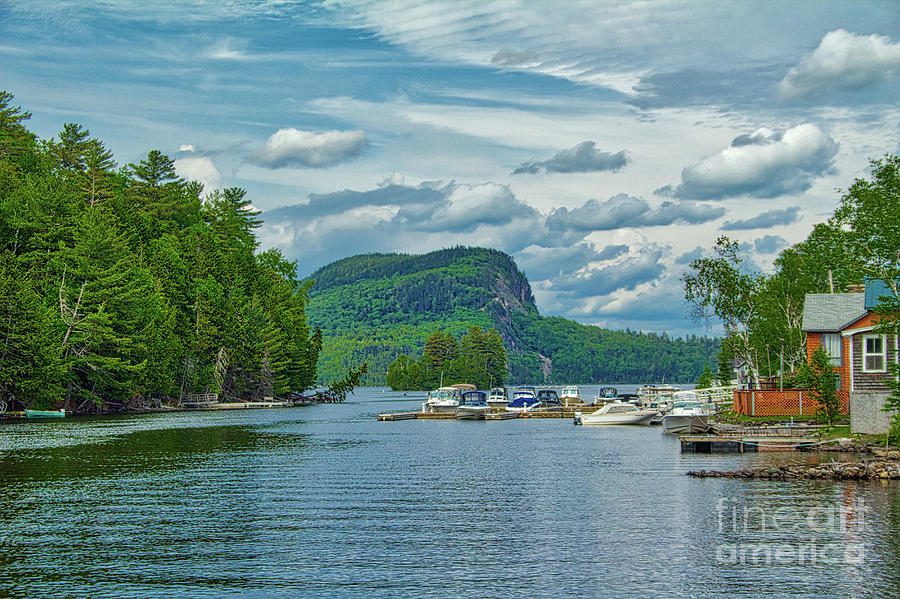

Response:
(680, 435), (819, 453)
(376, 406), (593, 421)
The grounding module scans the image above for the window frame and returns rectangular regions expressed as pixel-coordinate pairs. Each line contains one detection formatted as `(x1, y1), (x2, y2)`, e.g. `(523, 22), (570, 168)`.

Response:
(820, 333), (842, 367)
(862, 334), (886, 373)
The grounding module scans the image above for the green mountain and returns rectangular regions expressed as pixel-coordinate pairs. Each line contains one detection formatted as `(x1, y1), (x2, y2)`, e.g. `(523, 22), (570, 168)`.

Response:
(308, 246), (719, 385)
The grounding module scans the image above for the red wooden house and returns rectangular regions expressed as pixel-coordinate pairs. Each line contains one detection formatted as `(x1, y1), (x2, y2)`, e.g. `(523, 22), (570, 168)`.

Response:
(802, 280), (899, 434)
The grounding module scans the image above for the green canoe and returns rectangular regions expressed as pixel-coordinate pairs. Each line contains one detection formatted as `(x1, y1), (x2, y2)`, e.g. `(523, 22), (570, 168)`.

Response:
(24, 409), (66, 419)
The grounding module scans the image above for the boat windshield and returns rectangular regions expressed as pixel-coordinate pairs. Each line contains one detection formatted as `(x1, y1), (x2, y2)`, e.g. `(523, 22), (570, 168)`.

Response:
(461, 392), (486, 405)
(606, 404), (636, 414)
(673, 401), (701, 409)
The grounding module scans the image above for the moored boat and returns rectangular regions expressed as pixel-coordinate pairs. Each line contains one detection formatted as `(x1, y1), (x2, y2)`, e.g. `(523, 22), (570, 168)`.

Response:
(579, 401), (658, 425)
(456, 390), (490, 420)
(505, 387), (540, 412)
(593, 386), (619, 404)
(661, 391), (710, 434)
(536, 388), (562, 408)
(487, 387), (508, 409)
(25, 409), (66, 419)
(422, 387), (462, 413)
(560, 386), (582, 406)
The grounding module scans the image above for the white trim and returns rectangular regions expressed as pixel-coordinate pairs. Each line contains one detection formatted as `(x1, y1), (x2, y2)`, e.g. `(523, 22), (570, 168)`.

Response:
(862, 334), (887, 373)
(849, 336), (854, 392)
(841, 325), (878, 337)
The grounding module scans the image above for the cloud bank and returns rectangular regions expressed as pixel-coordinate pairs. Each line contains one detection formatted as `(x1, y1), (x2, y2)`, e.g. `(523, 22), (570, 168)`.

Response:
(250, 128), (368, 168)
(546, 194), (724, 232)
(513, 141), (630, 174)
(778, 29), (900, 101)
(658, 124), (839, 200)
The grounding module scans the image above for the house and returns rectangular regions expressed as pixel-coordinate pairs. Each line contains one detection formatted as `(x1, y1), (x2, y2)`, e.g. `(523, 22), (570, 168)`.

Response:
(802, 279), (899, 434)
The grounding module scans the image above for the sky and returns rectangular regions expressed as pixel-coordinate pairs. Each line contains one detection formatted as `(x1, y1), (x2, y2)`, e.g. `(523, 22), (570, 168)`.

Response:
(3, 1), (899, 337)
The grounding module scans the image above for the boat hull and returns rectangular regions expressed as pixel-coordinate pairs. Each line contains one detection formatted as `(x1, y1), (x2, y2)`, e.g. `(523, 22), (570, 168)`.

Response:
(486, 399), (508, 409)
(662, 414), (710, 434)
(505, 403), (540, 413)
(25, 409), (66, 419)
(422, 402), (459, 413)
(581, 411), (658, 425)
(456, 406), (490, 420)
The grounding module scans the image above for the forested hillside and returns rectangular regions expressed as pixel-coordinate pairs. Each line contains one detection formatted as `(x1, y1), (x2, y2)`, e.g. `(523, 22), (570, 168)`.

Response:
(0, 92), (323, 412)
(308, 247), (719, 384)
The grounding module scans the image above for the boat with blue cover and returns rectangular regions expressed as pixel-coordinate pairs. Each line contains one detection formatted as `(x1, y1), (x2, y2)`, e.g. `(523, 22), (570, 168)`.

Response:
(505, 387), (540, 412)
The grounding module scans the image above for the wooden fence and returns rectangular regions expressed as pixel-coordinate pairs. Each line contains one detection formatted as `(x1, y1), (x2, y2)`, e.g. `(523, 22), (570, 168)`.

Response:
(733, 388), (849, 417)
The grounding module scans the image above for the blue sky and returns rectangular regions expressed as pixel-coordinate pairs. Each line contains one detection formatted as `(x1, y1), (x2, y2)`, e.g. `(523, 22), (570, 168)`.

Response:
(3, 1), (899, 337)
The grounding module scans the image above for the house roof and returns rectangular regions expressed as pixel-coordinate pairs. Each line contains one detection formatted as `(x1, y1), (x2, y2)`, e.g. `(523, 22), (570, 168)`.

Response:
(802, 293), (867, 332)
(865, 278), (899, 310)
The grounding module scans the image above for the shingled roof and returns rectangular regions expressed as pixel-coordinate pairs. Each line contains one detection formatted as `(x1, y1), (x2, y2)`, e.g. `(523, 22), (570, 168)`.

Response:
(802, 293), (867, 332)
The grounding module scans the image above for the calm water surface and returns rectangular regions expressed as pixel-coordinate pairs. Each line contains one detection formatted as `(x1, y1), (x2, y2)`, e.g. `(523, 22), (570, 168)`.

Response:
(1, 387), (899, 598)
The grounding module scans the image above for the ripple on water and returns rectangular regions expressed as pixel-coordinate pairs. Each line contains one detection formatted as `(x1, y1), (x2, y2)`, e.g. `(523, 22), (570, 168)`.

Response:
(1, 389), (899, 598)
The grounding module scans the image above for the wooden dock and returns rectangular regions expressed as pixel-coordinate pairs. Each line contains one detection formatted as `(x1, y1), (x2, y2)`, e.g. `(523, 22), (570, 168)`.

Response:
(485, 411), (520, 420)
(377, 412), (419, 421)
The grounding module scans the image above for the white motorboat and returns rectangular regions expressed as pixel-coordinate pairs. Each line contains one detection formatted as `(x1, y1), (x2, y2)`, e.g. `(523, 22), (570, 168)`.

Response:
(661, 391), (710, 434)
(579, 401), (659, 425)
(560, 386), (582, 406)
(487, 387), (508, 409)
(456, 390), (491, 420)
(422, 386), (462, 413)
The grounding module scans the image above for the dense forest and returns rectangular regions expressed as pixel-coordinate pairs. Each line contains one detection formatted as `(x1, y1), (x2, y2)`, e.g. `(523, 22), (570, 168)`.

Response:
(0, 91), (328, 412)
(309, 247), (720, 385)
(386, 327), (508, 390)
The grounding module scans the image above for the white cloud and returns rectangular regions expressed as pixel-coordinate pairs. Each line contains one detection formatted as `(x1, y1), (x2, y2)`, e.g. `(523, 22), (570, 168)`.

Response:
(203, 37), (249, 60)
(663, 124), (839, 199)
(175, 156), (223, 191)
(250, 128), (368, 168)
(778, 29), (900, 101)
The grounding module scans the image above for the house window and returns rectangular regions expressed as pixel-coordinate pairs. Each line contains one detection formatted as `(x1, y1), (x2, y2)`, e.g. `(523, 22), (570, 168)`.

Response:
(863, 334), (886, 373)
(820, 333), (842, 367)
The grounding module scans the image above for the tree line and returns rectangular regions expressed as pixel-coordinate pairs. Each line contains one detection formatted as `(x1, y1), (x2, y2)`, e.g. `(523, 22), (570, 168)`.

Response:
(0, 91), (352, 412)
(682, 154), (900, 419)
(386, 326), (508, 390)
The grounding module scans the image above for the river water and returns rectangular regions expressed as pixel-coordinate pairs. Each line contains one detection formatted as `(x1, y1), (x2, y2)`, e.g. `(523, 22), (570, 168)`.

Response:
(1, 387), (899, 598)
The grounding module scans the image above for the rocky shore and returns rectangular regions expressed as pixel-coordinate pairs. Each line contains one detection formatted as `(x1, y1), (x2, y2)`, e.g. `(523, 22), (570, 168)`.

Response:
(689, 460), (900, 481)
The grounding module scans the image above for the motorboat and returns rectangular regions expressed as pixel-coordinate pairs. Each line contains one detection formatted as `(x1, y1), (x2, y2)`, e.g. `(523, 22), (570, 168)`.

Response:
(487, 387), (508, 409)
(560, 386), (582, 406)
(593, 386), (619, 404)
(579, 401), (658, 425)
(536, 388), (562, 408)
(661, 391), (710, 434)
(505, 388), (540, 412)
(646, 400), (672, 425)
(456, 390), (490, 420)
(422, 387), (462, 413)
(636, 384), (681, 406)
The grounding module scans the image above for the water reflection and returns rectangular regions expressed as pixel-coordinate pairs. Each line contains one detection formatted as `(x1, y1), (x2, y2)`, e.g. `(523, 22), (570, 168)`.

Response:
(0, 388), (898, 598)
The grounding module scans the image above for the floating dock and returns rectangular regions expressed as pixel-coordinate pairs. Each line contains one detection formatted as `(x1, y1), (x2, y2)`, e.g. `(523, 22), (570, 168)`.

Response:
(680, 435), (817, 453)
